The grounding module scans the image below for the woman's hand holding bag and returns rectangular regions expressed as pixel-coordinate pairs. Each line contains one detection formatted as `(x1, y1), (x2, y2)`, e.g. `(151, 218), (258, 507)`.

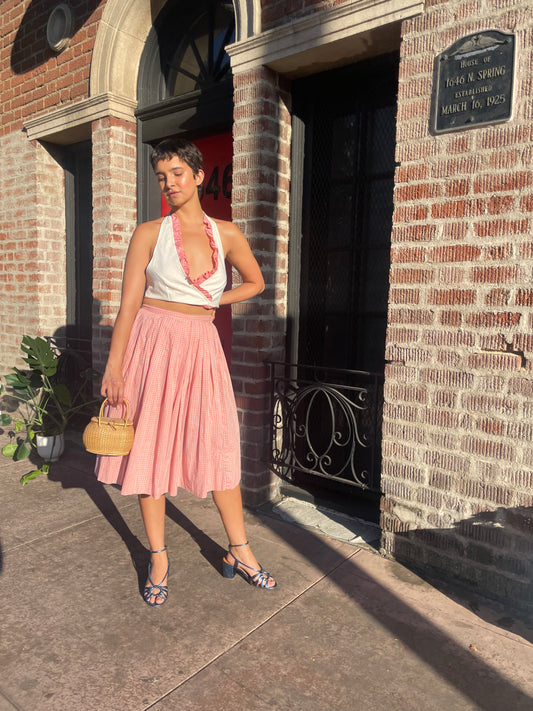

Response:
(83, 399), (134, 456)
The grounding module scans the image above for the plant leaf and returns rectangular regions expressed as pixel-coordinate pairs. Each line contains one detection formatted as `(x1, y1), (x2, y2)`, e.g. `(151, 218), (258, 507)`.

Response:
(15, 420), (26, 433)
(5, 370), (32, 390)
(2, 443), (17, 457)
(0, 413), (12, 426)
(21, 468), (46, 485)
(53, 383), (72, 407)
(21, 336), (58, 377)
(14, 443), (30, 461)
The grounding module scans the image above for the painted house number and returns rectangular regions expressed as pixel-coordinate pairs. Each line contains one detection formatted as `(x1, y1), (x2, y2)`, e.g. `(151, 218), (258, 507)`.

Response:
(205, 163), (232, 200)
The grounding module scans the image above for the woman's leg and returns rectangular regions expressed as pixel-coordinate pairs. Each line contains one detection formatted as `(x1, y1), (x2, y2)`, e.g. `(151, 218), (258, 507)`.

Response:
(138, 494), (168, 603)
(212, 484), (276, 588)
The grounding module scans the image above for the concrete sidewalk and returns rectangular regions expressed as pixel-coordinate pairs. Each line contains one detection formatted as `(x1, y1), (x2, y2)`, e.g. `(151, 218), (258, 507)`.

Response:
(1, 434), (533, 711)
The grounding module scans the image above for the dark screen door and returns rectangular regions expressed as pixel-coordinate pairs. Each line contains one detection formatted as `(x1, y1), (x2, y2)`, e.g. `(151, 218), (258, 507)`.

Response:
(294, 53), (399, 374)
(64, 141), (93, 361)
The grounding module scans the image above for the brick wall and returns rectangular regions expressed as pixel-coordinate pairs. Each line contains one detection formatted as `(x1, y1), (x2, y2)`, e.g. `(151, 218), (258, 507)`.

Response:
(0, 0), (106, 373)
(0, 132), (66, 373)
(232, 66), (292, 503)
(0, 0), (104, 139)
(91, 117), (138, 375)
(382, 0), (533, 609)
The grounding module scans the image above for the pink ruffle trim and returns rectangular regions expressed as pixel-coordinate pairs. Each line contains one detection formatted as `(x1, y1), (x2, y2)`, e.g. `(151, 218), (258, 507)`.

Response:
(171, 213), (218, 303)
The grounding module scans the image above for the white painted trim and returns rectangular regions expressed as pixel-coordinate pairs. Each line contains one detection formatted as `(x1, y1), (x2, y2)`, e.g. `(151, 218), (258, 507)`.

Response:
(227, 0), (424, 74)
(24, 93), (137, 142)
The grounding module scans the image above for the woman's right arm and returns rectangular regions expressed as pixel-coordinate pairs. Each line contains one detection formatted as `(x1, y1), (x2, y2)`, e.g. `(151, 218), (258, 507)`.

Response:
(100, 222), (156, 405)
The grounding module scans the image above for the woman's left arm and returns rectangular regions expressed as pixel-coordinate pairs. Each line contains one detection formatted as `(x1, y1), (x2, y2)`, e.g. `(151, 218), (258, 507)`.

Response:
(218, 221), (265, 306)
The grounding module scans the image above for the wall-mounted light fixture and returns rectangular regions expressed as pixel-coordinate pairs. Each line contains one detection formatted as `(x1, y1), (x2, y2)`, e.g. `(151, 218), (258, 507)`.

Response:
(46, 4), (75, 53)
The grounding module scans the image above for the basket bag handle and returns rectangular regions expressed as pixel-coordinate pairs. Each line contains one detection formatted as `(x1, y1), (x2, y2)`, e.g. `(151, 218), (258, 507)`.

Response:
(98, 398), (130, 424)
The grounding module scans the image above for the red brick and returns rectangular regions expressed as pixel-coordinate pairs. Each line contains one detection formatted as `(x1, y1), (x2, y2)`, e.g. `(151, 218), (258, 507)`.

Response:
(485, 289), (510, 306)
(442, 222), (468, 240)
(474, 219), (529, 237)
(389, 268), (434, 285)
(467, 352), (522, 371)
(444, 179), (469, 197)
(395, 164), (429, 182)
(487, 196), (515, 214)
(461, 436), (516, 463)
(392, 224), (437, 242)
(393, 205), (429, 222)
(466, 312), (521, 328)
(423, 449), (469, 473)
(471, 265), (518, 284)
(390, 247), (427, 263)
(428, 289), (475, 305)
(395, 183), (439, 201)
(423, 329), (475, 347)
(431, 200), (468, 219)
(429, 245), (481, 262)
(474, 172), (532, 194)
(515, 289), (533, 306)
(520, 194), (533, 212)
(440, 310), (462, 326)
(478, 418), (505, 436)
(489, 149), (520, 170)
(423, 369), (474, 389)
(484, 243), (513, 260)
(388, 308), (434, 324)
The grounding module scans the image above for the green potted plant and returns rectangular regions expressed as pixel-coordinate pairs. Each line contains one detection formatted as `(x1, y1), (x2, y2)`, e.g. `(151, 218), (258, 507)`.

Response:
(0, 335), (99, 484)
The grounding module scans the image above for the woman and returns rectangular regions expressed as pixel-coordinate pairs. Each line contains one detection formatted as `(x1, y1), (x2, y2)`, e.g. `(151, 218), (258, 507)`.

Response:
(95, 138), (276, 606)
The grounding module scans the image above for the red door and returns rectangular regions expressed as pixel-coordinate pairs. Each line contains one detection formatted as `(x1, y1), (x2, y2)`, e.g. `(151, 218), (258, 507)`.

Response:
(160, 131), (233, 366)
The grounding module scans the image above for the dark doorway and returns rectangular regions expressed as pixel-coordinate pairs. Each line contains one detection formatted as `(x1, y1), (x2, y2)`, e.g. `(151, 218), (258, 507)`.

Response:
(63, 140), (93, 363)
(278, 53), (399, 521)
(294, 53), (399, 374)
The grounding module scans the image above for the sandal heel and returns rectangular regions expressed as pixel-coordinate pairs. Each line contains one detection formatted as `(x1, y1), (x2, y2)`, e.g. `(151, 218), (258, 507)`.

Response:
(222, 559), (236, 579)
(223, 542), (277, 590)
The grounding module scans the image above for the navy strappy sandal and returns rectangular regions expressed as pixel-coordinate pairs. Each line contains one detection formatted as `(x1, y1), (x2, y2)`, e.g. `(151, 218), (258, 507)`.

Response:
(222, 542), (277, 590)
(143, 546), (169, 607)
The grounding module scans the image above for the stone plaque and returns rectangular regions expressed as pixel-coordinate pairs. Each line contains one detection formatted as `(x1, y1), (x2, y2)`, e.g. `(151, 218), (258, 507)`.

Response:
(433, 30), (515, 134)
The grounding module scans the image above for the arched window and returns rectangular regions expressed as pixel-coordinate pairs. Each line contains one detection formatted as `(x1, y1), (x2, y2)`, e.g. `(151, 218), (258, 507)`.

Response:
(137, 0), (235, 219)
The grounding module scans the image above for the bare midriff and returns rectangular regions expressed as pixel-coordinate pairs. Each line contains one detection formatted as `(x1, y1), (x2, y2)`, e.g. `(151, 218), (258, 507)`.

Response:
(143, 297), (214, 314)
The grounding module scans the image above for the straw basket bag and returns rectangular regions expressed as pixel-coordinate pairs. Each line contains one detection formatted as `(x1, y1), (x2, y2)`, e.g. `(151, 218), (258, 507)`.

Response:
(83, 398), (134, 456)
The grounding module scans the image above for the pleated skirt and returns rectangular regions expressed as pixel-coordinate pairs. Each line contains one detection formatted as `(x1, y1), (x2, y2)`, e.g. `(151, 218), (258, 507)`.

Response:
(95, 305), (241, 499)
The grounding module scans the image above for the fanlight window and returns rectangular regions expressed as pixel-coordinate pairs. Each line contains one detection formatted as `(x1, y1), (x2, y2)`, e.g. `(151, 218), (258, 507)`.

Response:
(167, 3), (235, 96)
(140, 0), (235, 106)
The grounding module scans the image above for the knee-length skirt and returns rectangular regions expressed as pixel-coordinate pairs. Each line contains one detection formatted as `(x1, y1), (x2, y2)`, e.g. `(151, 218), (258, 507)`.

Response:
(95, 305), (241, 499)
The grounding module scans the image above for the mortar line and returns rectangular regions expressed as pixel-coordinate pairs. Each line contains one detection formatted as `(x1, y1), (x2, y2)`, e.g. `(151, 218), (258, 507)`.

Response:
(142, 548), (362, 710)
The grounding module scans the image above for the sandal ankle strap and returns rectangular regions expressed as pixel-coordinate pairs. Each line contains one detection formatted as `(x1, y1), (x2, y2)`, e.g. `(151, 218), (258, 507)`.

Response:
(228, 541), (249, 549)
(150, 546), (167, 554)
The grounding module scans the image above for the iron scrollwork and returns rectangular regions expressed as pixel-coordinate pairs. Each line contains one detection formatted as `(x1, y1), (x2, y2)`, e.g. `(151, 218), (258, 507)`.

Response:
(269, 362), (382, 493)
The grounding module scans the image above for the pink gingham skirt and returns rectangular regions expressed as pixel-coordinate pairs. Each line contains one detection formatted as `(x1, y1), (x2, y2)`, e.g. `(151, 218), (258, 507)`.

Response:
(95, 305), (241, 499)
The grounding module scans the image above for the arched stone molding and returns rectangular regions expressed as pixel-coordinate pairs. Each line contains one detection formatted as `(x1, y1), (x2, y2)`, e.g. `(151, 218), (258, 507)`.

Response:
(233, 0), (262, 43)
(90, 0), (261, 101)
(89, 0), (166, 100)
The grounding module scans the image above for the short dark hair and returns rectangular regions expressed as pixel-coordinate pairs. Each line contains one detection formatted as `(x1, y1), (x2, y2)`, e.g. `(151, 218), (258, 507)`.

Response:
(150, 138), (203, 175)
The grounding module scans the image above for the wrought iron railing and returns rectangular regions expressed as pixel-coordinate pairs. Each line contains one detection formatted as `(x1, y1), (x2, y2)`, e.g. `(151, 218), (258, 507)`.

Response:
(268, 362), (383, 493)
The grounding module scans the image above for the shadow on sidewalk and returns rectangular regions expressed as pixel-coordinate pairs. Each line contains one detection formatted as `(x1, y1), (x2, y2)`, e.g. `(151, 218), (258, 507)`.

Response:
(261, 512), (533, 711)
(48, 447), (226, 595)
(46, 443), (533, 710)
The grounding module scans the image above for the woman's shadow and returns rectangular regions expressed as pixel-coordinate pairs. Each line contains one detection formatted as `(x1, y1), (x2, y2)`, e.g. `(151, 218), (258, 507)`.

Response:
(48, 446), (226, 596)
